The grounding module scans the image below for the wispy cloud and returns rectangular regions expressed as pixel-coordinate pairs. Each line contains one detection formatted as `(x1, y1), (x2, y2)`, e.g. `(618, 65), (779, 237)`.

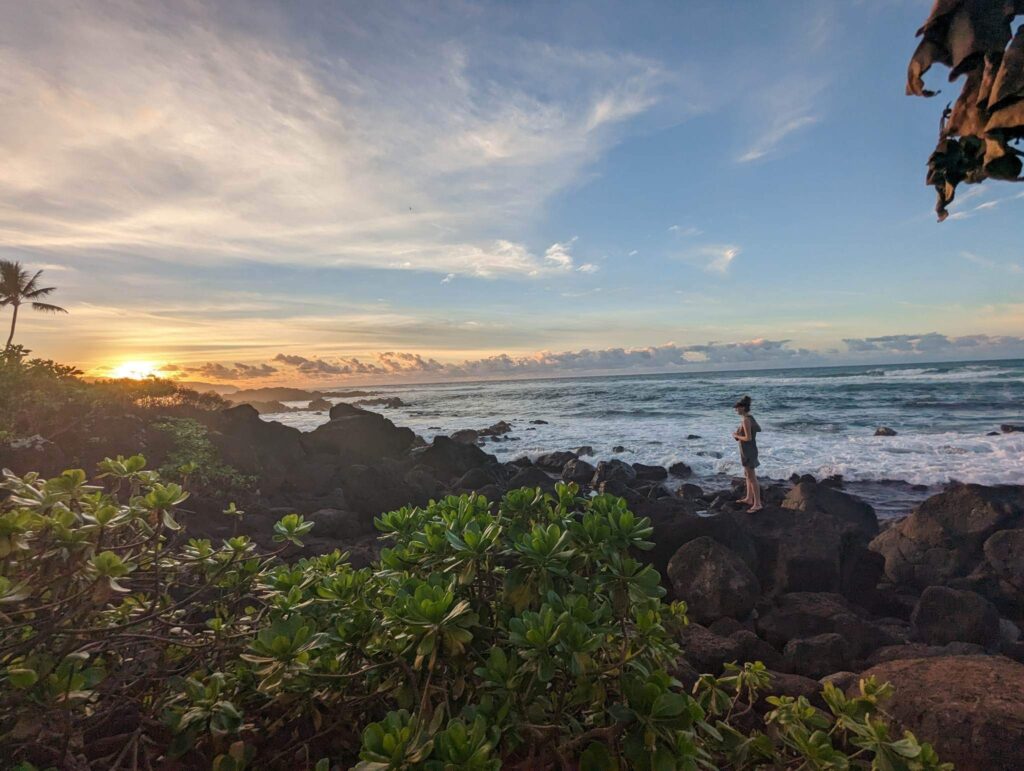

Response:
(960, 251), (1023, 274)
(668, 225), (702, 236)
(0, 1), (670, 280)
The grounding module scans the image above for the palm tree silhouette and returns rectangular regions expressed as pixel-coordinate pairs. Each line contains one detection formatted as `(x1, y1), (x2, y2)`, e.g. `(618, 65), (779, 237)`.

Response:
(0, 260), (68, 349)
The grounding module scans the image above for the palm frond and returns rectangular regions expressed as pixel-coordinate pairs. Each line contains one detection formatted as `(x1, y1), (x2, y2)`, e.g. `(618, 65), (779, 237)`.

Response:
(24, 285), (57, 299)
(29, 302), (68, 314)
(21, 270), (44, 296)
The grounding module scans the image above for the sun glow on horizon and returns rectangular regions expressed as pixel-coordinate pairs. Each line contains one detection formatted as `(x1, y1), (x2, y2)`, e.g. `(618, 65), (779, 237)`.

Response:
(109, 360), (161, 380)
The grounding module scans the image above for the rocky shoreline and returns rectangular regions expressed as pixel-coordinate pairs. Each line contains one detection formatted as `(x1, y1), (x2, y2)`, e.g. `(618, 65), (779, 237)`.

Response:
(7, 400), (1024, 769)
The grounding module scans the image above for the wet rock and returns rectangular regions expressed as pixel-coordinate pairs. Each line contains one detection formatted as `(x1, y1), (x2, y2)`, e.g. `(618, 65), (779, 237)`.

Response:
(529, 419), (549, 425)
(355, 396), (405, 409)
(479, 420), (513, 437)
(591, 459), (637, 486)
(668, 461), (692, 478)
(676, 483), (704, 499)
(611, 445), (627, 453)
(1000, 423), (1024, 433)
(574, 445), (594, 457)
(668, 537), (760, 624)
(856, 656), (1024, 771)
(784, 633), (852, 679)
(534, 451), (577, 472)
(560, 458), (596, 486)
(450, 429), (479, 445)
(632, 463), (668, 481)
(874, 426), (897, 436)
(307, 396), (332, 411)
(696, 450), (722, 458)
(911, 586), (1001, 647)
(686, 434), (701, 440)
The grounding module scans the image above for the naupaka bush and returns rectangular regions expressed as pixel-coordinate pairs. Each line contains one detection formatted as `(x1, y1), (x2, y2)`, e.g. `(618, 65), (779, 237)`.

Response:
(0, 458), (948, 770)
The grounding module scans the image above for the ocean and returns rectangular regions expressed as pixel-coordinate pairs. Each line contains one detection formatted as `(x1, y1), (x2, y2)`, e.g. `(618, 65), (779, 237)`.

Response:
(264, 359), (1024, 518)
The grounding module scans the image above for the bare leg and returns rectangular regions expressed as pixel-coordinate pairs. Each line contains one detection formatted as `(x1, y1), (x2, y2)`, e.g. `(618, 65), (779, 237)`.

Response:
(738, 470), (753, 504)
(746, 468), (762, 512)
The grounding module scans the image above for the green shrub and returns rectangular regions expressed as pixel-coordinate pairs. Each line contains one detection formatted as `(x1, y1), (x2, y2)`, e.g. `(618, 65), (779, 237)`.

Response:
(0, 460), (949, 770)
(0, 346), (227, 444)
(152, 417), (255, 495)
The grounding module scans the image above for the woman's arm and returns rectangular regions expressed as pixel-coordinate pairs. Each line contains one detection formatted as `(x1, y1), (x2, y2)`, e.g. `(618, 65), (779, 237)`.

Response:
(734, 416), (752, 441)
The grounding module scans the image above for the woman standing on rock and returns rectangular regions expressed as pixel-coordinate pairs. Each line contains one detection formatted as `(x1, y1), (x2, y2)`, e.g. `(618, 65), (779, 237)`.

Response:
(732, 395), (762, 512)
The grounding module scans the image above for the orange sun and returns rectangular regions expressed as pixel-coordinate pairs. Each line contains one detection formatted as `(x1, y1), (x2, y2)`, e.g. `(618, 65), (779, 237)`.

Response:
(110, 361), (160, 380)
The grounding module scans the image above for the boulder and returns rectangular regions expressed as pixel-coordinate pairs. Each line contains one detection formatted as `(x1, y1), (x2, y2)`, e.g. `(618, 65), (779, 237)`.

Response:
(560, 458), (596, 486)
(450, 429), (479, 445)
(729, 629), (785, 671)
(911, 586), (1001, 647)
(667, 537), (760, 623)
(307, 396), (332, 411)
(455, 467), (497, 491)
(870, 484), (1024, 590)
(783, 633), (852, 679)
(758, 671), (826, 712)
(874, 426), (897, 436)
(529, 419), (549, 425)
(534, 451), (577, 471)
(632, 499), (758, 580)
(338, 463), (424, 517)
(479, 421), (513, 437)
(591, 459), (638, 486)
(307, 508), (373, 540)
(632, 463), (668, 481)
(676, 483), (704, 499)
(403, 466), (446, 501)
(982, 529), (1024, 605)
(668, 461), (692, 478)
(355, 396), (405, 409)
(677, 623), (741, 674)
(857, 656), (1024, 771)
(742, 490), (882, 600)
(1000, 424), (1024, 433)
(213, 405), (307, 498)
(508, 466), (556, 492)
(574, 445), (594, 457)
(304, 403), (415, 465)
(865, 642), (986, 667)
(753, 593), (872, 651)
(410, 436), (496, 481)
(612, 445), (627, 453)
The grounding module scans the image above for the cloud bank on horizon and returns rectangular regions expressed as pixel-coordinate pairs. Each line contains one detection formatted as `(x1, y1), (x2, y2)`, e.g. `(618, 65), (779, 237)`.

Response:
(137, 333), (1024, 386)
(1, 0), (1022, 378)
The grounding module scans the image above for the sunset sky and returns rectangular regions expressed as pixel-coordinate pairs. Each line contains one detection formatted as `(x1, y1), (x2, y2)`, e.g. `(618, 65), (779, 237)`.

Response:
(2, 0), (1023, 386)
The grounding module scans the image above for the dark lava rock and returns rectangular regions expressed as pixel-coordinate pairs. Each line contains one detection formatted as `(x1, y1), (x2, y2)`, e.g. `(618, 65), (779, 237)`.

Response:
(874, 426), (897, 436)
(561, 458), (596, 486)
(677, 623), (740, 675)
(308, 508), (373, 540)
(865, 641), (986, 667)
(529, 419), (549, 425)
(450, 429), (479, 445)
(574, 445), (594, 457)
(455, 466), (497, 491)
(356, 396), (405, 409)
(784, 633), (852, 679)
(686, 434), (701, 440)
(756, 592), (893, 659)
(591, 459), (637, 486)
(304, 403), (415, 466)
(214, 405), (307, 498)
(676, 483), (704, 499)
(870, 484), (1024, 590)
(632, 463), (668, 481)
(668, 461), (693, 478)
(611, 445), (627, 453)
(409, 436), (496, 481)
(730, 629), (785, 671)
(508, 466), (556, 492)
(509, 456), (533, 468)
(534, 451), (577, 472)
(667, 537), (760, 624)
(911, 586), (1001, 647)
(696, 450), (722, 459)
(1000, 424), (1024, 433)
(856, 656), (1024, 771)
(479, 420), (513, 437)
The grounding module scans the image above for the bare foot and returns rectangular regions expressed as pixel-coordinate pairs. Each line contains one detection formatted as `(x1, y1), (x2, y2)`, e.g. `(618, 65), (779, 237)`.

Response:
(746, 505), (763, 513)
(737, 497), (753, 505)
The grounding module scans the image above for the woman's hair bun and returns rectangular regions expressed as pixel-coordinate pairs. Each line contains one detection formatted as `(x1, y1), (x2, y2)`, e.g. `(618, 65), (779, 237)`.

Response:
(734, 395), (752, 410)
